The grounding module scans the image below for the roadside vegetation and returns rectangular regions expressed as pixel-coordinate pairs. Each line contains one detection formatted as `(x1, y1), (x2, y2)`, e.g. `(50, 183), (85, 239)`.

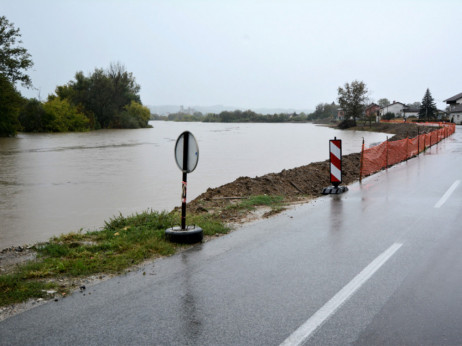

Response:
(0, 210), (229, 307)
(226, 195), (285, 216)
(0, 194), (288, 307)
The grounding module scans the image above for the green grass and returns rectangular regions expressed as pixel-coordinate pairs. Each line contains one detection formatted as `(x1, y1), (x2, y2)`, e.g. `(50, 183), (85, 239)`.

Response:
(0, 273), (59, 306)
(228, 195), (285, 212)
(0, 210), (229, 307)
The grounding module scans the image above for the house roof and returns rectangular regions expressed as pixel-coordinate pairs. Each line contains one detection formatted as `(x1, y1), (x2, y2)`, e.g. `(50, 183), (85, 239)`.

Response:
(381, 101), (406, 109)
(403, 107), (420, 113)
(365, 104), (380, 112)
(403, 107), (447, 114)
(444, 92), (462, 103)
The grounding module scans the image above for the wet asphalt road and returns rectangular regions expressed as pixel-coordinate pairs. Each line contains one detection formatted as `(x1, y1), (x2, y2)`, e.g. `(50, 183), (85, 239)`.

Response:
(1, 127), (462, 345)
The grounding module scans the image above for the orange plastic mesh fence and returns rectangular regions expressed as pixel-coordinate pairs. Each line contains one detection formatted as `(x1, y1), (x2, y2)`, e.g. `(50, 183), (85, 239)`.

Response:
(360, 123), (455, 179)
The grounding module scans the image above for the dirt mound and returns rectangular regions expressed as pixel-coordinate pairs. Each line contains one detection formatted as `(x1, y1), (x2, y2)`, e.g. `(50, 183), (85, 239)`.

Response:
(187, 153), (361, 222)
(194, 153), (360, 200)
(352, 122), (434, 141)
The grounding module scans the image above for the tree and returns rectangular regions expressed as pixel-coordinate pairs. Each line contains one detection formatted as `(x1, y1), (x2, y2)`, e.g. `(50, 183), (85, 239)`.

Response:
(19, 98), (46, 132)
(378, 98), (390, 108)
(0, 16), (33, 87)
(55, 63), (141, 128)
(337, 80), (368, 126)
(308, 102), (339, 120)
(0, 16), (33, 136)
(107, 62), (141, 111)
(0, 74), (23, 136)
(418, 88), (437, 120)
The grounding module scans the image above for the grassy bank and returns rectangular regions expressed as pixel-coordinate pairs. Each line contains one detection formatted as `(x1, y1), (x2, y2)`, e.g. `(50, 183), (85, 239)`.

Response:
(1, 195), (286, 308)
(0, 210), (229, 306)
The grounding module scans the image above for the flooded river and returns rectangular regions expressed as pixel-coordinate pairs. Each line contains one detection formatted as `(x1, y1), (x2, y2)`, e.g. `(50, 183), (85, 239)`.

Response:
(0, 121), (388, 248)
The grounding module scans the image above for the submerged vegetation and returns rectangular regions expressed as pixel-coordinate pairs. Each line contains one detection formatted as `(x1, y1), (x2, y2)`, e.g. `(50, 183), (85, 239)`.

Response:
(2, 62), (152, 136)
(20, 63), (152, 133)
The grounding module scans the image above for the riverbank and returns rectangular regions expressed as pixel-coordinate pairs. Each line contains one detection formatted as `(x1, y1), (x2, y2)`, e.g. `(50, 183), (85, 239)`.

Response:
(0, 122), (437, 319)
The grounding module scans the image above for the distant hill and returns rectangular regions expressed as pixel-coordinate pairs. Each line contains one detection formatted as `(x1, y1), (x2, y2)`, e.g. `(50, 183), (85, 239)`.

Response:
(148, 105), (313, 115)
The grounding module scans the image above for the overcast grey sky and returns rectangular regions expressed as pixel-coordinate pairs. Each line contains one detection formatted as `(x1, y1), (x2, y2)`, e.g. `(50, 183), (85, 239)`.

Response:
(3, 0), (461, 110)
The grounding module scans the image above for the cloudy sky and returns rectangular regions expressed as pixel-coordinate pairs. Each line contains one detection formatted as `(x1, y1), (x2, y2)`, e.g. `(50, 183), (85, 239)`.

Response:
(3, 0), (461, 110)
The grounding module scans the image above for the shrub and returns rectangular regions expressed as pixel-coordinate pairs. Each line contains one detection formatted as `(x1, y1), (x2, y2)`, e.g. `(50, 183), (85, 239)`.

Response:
(338, 119), (356, 129)
(111, 101), (152, 128)
(382, 112), (395, 120)
(42, 98), (90, 132)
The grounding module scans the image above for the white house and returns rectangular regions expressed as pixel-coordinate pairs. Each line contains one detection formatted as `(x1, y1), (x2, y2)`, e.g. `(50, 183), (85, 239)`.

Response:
(380, 101), (407, 117)
(444, 92), (462, 124)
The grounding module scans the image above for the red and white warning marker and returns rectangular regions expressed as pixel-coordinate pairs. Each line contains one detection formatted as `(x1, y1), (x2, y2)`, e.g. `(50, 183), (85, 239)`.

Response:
(322, 137), (348, 194)
(330, 139), (342, 185)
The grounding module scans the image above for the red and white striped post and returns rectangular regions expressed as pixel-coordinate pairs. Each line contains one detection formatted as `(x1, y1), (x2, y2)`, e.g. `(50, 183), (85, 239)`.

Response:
(322, 137), (348, 195)
(329, 138), (342, 187)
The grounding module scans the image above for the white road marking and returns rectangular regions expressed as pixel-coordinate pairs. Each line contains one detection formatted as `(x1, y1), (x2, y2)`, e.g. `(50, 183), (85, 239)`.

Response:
(434, 180), (460, 208)
(280, 243), (403, 346)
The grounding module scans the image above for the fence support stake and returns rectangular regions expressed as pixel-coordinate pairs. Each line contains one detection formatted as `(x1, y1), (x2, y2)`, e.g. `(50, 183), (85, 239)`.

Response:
(406, 136), (409, 162)
(417, 127), (420, 154)
(359, 137), (365, 183)
(386, 136), (389, 169)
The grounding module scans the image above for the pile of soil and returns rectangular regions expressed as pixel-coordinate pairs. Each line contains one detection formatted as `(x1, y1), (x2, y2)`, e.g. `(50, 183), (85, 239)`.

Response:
(187, 153), (360, 222)
(187, 123), (435, 222)
(351, 122), (434, 141)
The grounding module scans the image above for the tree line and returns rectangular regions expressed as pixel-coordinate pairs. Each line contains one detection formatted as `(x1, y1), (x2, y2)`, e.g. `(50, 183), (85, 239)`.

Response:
(155, 104), (341, 123)
(0, 16), (151, 137)
(338, 81), (442, 126)
(158, 86), (442, 126)
(159, 110), (311, 123)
